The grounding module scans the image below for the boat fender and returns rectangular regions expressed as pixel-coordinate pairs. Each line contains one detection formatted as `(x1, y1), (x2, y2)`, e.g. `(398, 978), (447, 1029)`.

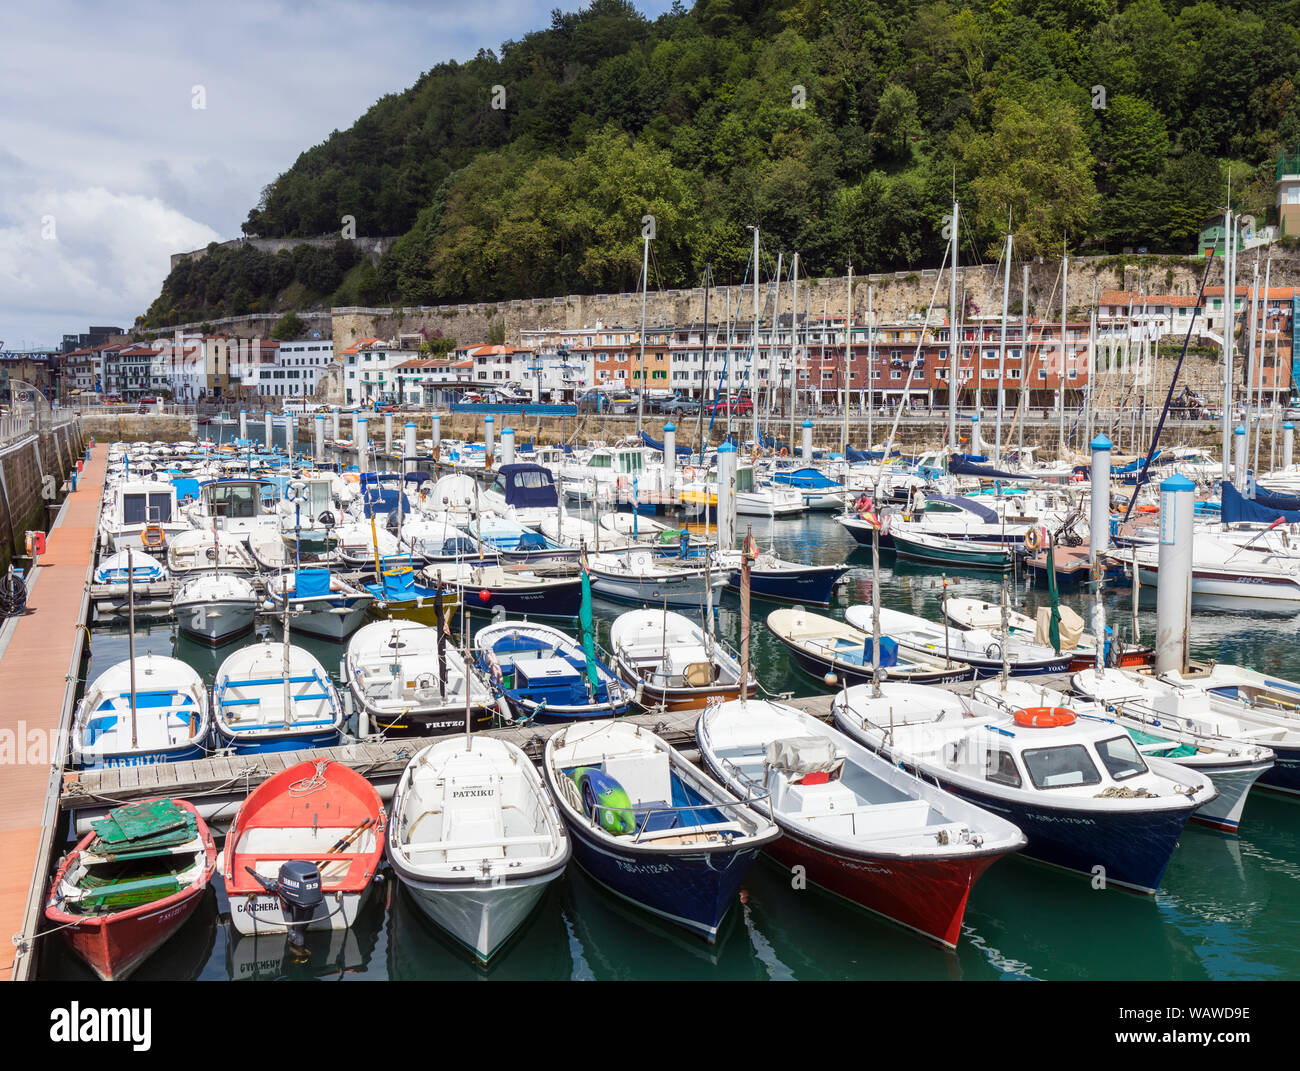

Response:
(573, 768), (636, 836)
(1012, 706), (1076, 728)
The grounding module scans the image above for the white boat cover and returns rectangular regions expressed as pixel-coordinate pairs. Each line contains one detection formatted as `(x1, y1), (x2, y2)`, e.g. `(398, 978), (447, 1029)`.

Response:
(764, 736), (845, 779)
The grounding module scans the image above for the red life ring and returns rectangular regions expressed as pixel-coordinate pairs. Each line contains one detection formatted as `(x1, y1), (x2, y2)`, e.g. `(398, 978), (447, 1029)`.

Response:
(1013, 706), (1077, 728)
(1070, 472), (1086, 483)
(682, 466), (696, 481)
(1023, 527), (1042, 552)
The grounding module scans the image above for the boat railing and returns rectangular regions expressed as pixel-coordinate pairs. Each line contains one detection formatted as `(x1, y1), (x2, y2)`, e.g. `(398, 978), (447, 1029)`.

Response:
(596, 793), (772, 844)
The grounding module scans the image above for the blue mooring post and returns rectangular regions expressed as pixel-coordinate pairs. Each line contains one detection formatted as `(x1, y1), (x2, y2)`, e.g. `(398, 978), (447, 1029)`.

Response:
(1155, 474), (1195, 676)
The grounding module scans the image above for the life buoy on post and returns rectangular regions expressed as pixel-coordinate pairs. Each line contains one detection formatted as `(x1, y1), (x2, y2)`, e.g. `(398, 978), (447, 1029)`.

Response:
(779, 447), (788, 457)
(682, 466), (696, 482)
(1024, 527), (1042, 553)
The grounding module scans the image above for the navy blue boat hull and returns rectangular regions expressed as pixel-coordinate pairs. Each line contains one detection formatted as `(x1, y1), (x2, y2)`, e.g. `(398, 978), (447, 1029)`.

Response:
(725, 564), (848, 607)
(561, 818), (764, 941)
(779, 632), (973, 688)
(459, 580), (583, 619)
(941, 782), (1194, 893)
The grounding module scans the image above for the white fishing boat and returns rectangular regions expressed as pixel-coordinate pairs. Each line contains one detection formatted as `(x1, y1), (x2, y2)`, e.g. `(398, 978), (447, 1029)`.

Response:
(697, 697), (1025, 947)
(246, 526), (341, 572)
(345, 619), (495, 737)
(172, 572), (259, 645)
(830, 681), (1212, 893)
(387, 736), (570, 963)
(1073, 665), (1300, 799)
(71, 655), (211, 768)
(851, 606), (1071, 676)
(265, 568), (374, 640)
(609, 609), (752, 710)
(93, 549), (166, 586)
(166, 529), (257, 578)
(212, 641), (344, 753)
(182, 478), (280, 540)
(976, 676), (1273, 833)
(585, 549), (727, 608)
(1104, 537), (1300, 613)
(98, 478), (190, 552)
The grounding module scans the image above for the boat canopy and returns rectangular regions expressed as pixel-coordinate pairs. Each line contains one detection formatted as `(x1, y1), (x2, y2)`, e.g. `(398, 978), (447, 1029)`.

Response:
(495, 464), (559, 509)
(926, 494), (999, 524)
(1220, 480), (1300, 524)
(639, 431), (692, 457)
(292, 569), (332, 598)
(948, 455), (1037, 481)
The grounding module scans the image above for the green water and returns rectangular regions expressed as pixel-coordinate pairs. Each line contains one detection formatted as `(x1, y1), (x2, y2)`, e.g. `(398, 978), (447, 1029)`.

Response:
(44, 513), (1300, 981)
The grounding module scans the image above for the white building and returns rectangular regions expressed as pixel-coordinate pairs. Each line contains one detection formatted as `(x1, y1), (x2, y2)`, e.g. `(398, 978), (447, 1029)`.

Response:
(341, 335), (422, 405)
(254, 338), (333, 398)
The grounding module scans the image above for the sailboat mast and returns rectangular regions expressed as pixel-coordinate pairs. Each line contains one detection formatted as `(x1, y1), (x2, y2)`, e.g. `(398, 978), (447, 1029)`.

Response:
(1221, 190), (1235, 481)
(637, 233), (650, 435)
(842, 264), (852, 454)
(947, 201), (960, 455)
(1255, 256), (1272, 473)
(1059, 249), (1068, 456)
(127, 547), (138, 750)
(789, 253), (799, 454)
(750, 225), (760, 451)
(996, 231), (1012, 464)
(866, 283), (874, 450)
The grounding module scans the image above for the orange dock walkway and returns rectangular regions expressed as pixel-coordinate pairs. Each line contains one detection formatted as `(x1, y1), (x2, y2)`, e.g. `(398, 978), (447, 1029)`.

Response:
(0, 441), (100, 981)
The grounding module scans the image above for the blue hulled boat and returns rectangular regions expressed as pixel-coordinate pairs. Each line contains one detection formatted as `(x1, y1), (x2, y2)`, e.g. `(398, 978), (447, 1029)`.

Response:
(472, 620), (632, 723)
(543, 720), (779, 941)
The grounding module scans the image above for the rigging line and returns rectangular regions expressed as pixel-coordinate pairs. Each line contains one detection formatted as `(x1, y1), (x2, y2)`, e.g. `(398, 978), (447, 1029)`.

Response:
(1120, 248), (1219, 523)
(873, 238), (953, 490)
(999, 257), (1064, 456)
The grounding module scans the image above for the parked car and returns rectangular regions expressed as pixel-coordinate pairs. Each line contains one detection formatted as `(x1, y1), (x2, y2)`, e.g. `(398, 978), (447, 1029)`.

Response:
(709, 396), (754, 415)
(662, 397), (701, 416)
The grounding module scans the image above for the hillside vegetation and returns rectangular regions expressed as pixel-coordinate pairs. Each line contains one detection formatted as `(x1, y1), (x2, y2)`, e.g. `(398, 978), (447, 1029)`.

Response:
(140, 0), (1300, 329)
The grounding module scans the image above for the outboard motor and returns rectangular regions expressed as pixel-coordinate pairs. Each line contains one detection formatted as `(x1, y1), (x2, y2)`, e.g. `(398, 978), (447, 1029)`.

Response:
(245, 861), (323, 955)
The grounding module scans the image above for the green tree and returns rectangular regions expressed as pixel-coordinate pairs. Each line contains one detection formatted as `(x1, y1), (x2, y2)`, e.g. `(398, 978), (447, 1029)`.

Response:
(272, 312), (306, 340)
(871, 84), (921, 163)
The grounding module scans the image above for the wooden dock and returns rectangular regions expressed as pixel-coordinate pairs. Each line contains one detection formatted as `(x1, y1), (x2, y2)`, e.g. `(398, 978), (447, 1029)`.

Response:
(0, 443), (102, 981)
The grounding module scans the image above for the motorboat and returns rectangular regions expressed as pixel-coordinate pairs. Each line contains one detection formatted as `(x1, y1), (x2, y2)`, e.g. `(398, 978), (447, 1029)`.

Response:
(166, 528), (257, 579)
(585, 549), (727, 608)
(98, 478), (190, 552)
(698, 697), (1025, 948)
(71, 655), (211, 768)
(265, 568), (374, 640)
(387, 736), (570, 963)
(418, 560), (583, 619)
(767, 606), (974, 688)
(222, 759), (385, 935)
(544, 720), (779, 942)
(852, 606), (1071, 677)
(473, 620), (632, 723)
(609, 609), (753, 710)
(172, 572), (259, 645)
(831, 682), (1212, 893)
(345, 619), (495, 736)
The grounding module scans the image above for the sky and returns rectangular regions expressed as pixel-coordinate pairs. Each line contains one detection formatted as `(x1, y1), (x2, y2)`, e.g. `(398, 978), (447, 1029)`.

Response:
(0, 0), (676, 351)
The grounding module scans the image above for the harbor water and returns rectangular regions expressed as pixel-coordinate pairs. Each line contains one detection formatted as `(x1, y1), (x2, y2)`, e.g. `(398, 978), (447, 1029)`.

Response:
(42, 511), (1300, 981)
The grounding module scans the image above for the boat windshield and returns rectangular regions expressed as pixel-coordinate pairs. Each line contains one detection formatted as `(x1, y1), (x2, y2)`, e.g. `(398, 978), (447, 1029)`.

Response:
(1095, 735), (1148, 781)
(1021, 744), (1102, 790)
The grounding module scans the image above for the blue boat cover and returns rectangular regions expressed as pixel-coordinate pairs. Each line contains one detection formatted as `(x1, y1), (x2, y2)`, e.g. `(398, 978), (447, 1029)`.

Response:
(948, 455), (1037, 480)
(293, 569), (332, 598)
(772, 467), (842, 491)
(360, 487), (410, 517)
(497, 464), (559, 509)
(1112, 450), (1160, 474)
(1220, 480), (1300, 524)
(863, 636), (899, 668)
(639, 431), (692, 457)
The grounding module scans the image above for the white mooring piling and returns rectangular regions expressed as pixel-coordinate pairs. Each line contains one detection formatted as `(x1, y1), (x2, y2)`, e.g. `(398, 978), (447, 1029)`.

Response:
(239, 409), (247, 441)
(1233, 424), (1247, 489)
(404, 421), (417, 475)
(1285, 422), (1295, 470)
(430, 413), (441, 460)
(484, 415), (495, 467)
(384, 412), (393, 455)
(801, 419), (813, 463)
(1090, 433), (1111, 561)
(356, 416), (369, 467)
(663, 422), (676, 480)
(332, 410), (340, 441)
(1154, 474), (1194, 675)
(314, 413), (325, 463)
(501, 426), (515, 466)
(970, 413), (982, 456)
(264, 411), (273, 451)
(717, 441), (737, 550)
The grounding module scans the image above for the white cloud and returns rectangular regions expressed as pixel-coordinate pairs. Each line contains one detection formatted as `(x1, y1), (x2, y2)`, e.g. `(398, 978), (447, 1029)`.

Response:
(0, 0), (679, 347)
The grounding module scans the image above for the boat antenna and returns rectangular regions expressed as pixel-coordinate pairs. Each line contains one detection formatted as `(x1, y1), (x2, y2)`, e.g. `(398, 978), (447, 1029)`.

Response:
(127, 546), (138, 750)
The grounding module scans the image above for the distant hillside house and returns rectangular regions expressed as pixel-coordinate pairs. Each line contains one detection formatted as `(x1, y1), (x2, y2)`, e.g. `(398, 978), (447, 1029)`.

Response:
(1280, 149), (1300, 239)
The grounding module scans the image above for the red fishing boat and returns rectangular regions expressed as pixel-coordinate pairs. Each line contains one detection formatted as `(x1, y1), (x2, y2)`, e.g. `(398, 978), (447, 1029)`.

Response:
(223, 759), (385, 937)
(697, 699), (1026, 949)
(45, 798), (216, 981)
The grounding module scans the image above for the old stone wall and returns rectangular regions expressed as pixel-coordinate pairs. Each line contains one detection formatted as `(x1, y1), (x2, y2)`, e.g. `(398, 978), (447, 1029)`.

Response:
(0, 420), (84, 571)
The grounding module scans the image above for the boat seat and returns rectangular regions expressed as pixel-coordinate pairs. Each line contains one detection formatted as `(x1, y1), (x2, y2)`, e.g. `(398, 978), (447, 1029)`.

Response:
(442, 770), (505, 862)
(684, 662), (715, 687)
(602, 750), (672, 808)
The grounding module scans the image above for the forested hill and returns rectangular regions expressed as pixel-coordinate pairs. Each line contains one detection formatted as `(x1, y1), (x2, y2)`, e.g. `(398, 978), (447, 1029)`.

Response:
(140, 0), (1300, 330)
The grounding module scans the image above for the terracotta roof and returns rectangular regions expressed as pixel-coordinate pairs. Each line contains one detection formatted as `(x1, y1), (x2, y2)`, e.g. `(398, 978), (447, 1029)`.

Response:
(392, 358), (473, 371)
(1098, 289), (1201, 307)
(340, 337), (382, 355)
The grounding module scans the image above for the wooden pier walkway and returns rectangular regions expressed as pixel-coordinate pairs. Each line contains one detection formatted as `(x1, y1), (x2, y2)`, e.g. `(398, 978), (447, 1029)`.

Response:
(0, 443), (101, 981)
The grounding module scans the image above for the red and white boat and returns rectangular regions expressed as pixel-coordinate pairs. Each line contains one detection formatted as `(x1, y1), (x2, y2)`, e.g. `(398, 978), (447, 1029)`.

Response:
(45, 798), (216, 981)
(223, 759), (386, 935)
(696, 698), (1025, 949)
